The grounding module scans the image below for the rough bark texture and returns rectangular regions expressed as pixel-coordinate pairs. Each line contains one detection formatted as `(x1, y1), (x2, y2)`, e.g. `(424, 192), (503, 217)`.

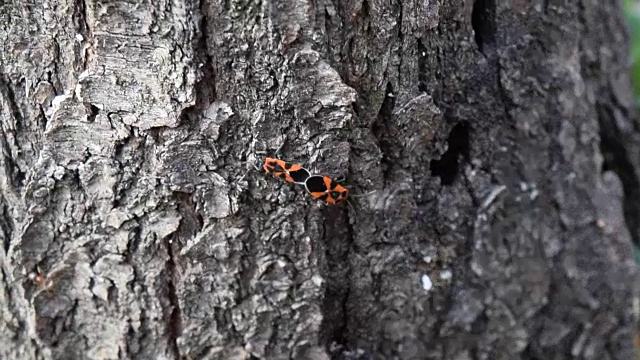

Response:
(1, 0), (639, 359)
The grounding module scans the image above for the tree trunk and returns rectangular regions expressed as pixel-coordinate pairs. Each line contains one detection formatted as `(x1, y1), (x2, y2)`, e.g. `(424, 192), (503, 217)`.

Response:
(1, 0), (638, 359)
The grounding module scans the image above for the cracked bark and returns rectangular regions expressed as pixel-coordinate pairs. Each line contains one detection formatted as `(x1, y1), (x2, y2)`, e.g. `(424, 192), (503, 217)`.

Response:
(1, 0), (639, 359)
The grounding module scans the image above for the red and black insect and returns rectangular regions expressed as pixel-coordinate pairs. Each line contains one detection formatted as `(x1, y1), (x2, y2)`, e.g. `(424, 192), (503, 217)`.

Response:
(304, 175), (349, 205)
(260, 157), (311, 185)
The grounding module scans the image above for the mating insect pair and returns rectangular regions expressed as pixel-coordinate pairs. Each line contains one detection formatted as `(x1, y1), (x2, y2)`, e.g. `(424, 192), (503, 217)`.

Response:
(259, 157), (348, 205)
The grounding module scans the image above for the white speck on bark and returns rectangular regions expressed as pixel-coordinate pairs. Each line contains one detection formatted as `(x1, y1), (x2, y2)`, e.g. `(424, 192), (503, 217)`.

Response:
(421, 274), (433, 291)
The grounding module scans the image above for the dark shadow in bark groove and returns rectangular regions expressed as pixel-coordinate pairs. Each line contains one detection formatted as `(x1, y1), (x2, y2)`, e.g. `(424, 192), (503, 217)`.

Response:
(319, 208), (352, 354)
(371, 82), (397, 182)
(197, 6), (215, 85)
(163, 235), (182, 360)
(85, 103), (99, 122)
(471, 0), (496, 55)
(417, 39), (428, 93)
(1, 203), (12, 253)
(0, 77), (23, 130)
(178, 0), (216, 129)
(430, 122), (470, 186)
(597, 104), (640, 245)
(164, 192), (203, 360)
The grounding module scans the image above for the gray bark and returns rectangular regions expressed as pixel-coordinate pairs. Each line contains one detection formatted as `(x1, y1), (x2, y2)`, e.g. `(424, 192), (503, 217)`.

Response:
(1, 0), (638, 359)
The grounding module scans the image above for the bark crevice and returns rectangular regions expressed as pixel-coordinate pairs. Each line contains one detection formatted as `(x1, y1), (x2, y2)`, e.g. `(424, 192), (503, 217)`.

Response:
(471, 0), (496, 55)
(430, 121), (470, 186)
(164, 234), (182, 360)
(597, 103), (640, 245)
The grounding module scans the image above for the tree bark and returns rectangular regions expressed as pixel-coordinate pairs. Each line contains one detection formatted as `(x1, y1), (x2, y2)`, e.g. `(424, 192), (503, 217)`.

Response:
(1, 0), (639, 359)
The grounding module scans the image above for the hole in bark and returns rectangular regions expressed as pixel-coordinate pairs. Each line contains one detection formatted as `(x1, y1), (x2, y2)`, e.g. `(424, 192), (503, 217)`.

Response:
(15, 170), (25, 188)
(85, 103), (99, 122)
(471, 0), (496, 53)
(430, 122), (470, 185)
